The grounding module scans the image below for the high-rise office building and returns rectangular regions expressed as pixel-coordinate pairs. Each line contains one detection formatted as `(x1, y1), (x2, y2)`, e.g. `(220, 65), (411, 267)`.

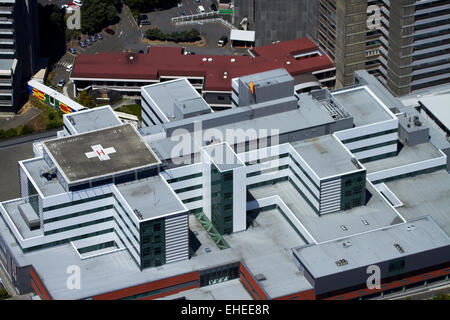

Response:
(0, 0), (39, 114)
(318, 0), (450, 96)
(233, 0), (319, 46)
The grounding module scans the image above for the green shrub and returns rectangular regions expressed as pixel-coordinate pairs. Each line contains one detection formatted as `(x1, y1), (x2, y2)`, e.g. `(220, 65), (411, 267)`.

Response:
(145, 28), (200, 43)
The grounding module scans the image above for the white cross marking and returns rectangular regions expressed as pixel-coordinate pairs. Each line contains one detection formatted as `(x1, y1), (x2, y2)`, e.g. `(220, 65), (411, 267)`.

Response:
(85, 144), (116, 161)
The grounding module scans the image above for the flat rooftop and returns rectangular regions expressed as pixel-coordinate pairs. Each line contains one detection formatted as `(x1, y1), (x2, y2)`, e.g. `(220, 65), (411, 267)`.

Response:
(1, 198), (43, 240)
(293, 216), (449, 279)
(223, 208), (312, 298)
(0, 197), (313, 299)
(156, 279), (253, 300)
(248, 181), (403, 243)
(116, 175), (186, 220)
(291, 135), (359, 179)
(21, 158), (65, 197)
(42, 124), (160, 184)
(65, 106), (122, 134)
(363, 141), (443, 174)
(332, 86), (394, 126)
(238, 68), (293, 88)
(142, 78), (211, 121)
(384, 169), (450, 236)
(203, 143), (244, 172)
(419, 93), (450, 132)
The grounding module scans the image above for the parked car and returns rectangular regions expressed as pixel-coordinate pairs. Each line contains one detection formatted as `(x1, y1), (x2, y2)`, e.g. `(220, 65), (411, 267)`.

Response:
(73, 0), (83, 6)
(138, 50), (144, 53)
(68, 47), (77, 54)
(57, 79), (65, 87)
(217, 35), (227, 47)
(89, 35), (96, 42)
(95, 33), (103, 40)
(211, 3), (217, 11)
(78, 41), (86, 48)
(177, 2), (183, 7)
(180, 10), (185, 16)
(140, 14), (148, 20)
(66, 64), (73, 72)
(140, 19), (151, 27)
(105, 28), (115, 35)
(85, 37), (92, 45)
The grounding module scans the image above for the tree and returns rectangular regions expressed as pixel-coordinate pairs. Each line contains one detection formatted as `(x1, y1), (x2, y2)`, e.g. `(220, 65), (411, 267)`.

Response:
(145, 28), (165, 40)
(78, 91), (97, 109)
(81, 0), (119, 34)
(123, 0), (177, 13)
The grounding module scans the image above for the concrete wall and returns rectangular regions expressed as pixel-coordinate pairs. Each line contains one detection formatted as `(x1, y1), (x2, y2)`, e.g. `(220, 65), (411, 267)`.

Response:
(233, 0), (318, 46)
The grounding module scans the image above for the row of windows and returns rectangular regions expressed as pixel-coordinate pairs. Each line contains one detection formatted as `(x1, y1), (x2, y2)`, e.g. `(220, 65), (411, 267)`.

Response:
(23, 228), (114, 253)
(245, 153), (289, 166)
(77, 240), (117, 255)
(113, 195), (139, 231)
(113, 207), (139, 243)
(174, 184), (202, 194)
(43, 193), (112, 212)
(350, 140), (397, 154)
(289, 166), (320, 203)
(182, 196), (202, 204)
(371, 165), (447, 184)
(44, 217), (114, 235)
(246, 165), (289, 178)
(44, 205), (113, 224)
(114, 230), (140, 267)
(166, 172), (202, 184)
(340, 129), (397, 144)
(142, 100), (164, 124)
(359, 151), (398, 164)
(114, 217), (140, 258)
(289, 155), (320, 190)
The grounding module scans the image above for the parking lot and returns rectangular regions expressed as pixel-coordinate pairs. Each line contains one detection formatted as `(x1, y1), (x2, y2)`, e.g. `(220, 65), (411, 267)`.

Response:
(141, 0), (241, 54)
(48, 0), (245, 94)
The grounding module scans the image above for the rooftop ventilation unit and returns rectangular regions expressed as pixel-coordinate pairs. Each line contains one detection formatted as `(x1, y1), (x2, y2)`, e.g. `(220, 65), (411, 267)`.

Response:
(413, 115), (422, 127)
(133, 209), (143, 220)
(208, 58), (212, 62)
(202, 58), (207, 62)
(394, 243), (404, 254)
(351, 158), (362, 169)
(406, 224), (416, 231)
(255, 274), (267, 281)
(41, 166), (57, 181)
(340, 225), (348, 231)
(342, 241), (352, 248)
(335, 259), (348, 266)
(231, 58), (235, 62)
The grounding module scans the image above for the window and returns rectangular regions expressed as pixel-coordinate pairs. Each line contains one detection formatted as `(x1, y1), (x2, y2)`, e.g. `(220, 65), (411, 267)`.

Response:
(154, 247), (161, 255)
(153, 223), (161, 232)
(153, 235), (161, 243)
(389, 259), (405, 273)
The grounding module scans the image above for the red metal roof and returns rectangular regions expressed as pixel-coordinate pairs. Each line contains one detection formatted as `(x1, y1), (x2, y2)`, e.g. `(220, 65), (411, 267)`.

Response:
(72, 38), (333, 91)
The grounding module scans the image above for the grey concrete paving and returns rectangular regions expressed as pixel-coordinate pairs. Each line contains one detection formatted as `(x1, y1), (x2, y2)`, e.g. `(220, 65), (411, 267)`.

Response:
(0, 108), (42, 130)
(0, 142), (35, 202)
